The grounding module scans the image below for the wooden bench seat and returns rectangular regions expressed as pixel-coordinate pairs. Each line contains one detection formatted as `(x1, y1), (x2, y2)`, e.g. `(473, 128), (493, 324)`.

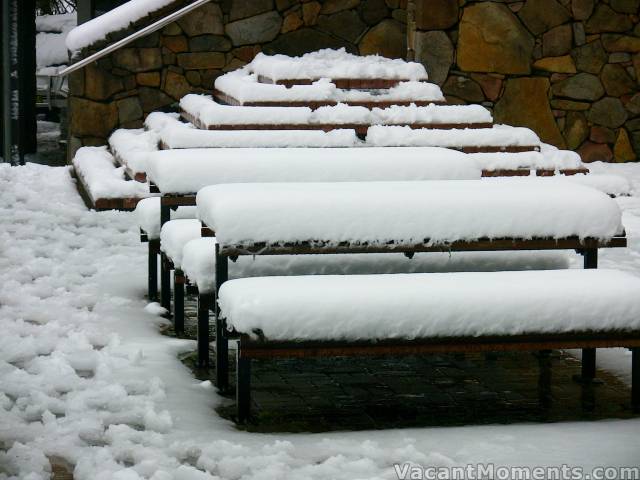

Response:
(220, 269), (640, 422)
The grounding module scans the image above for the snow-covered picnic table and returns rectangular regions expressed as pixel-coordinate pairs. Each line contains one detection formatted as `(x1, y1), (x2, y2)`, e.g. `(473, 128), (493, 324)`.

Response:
(189, 179), (637, 422)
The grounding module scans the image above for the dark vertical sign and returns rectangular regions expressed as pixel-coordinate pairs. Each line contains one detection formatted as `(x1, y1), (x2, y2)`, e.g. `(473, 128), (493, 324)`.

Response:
(1, 0), (36, 165)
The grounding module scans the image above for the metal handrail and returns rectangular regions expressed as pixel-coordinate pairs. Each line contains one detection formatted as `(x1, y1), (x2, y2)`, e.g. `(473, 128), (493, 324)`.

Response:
(56, 0), (211, 77)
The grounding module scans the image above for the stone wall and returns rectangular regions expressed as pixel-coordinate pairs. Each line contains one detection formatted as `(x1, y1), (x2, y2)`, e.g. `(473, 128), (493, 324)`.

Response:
(413, 0), (640, 162)
(67, 0), (407, 157)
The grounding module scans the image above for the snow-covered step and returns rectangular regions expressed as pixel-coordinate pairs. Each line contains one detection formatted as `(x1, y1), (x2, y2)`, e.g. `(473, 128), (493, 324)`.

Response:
(250, 50), (429, 88)
(109, 128), (159, 182)
(196, 180), (623, 249)
(145, 111), (360, 150)
(181, 94), (493, 133)
(367, 125), (541, 153)
(72, 146), (150, 210)
(145, 146), (480, 195)
(469, 150), (587, 177)
(215, 68), (445, 108)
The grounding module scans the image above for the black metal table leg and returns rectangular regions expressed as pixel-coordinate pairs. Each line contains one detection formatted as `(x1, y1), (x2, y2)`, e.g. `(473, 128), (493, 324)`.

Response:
(174, 270), (185, 336)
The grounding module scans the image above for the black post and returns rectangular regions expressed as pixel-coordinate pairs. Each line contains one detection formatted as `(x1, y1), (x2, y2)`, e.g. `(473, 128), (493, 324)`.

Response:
(18, 0), (36, 157)
(537, 349), (552, 410)
(160, 253), (171, 312)
(173, 270), (184, 335)
(148, 239), (159, 301)
(215, 244), (229, 391)
(632, 347), (639, 413)
(197, 293), (212, 367)
(237, 341), (251, 424)
(580, 248), (598, 382)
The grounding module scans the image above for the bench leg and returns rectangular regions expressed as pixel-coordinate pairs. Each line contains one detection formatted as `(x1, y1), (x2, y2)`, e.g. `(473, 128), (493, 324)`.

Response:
(581, 348), (596, 380)
(537, 349), (552, 409)
(632, 347), (640, 413)
(237, 346), (251, 424)
(197, 293), (211, 368)
(148, 240), (159, 301)
(174, 270), (184, 336)
(216, 316), (229, 391)
(160, 253), (171, 313)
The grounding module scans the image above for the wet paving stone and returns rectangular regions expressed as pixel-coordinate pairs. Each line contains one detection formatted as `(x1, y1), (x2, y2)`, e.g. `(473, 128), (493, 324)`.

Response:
(170, 294), (640, 433)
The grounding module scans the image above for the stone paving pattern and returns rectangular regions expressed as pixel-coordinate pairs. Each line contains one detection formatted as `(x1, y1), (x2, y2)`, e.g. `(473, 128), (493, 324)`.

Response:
(176, 296), (637, 433)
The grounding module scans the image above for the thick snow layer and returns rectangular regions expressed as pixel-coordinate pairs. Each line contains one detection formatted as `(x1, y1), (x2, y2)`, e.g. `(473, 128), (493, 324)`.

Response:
(373, 104), (492, 125)
(469, 151), (584, 171)
(135, 197), (197, 240)
(36, 32), (70, 68)
(109, 128), (159, 175)
(146, 111), (360, 148)
(66, 0), (176, 52)
(180, 94), (312, 125)
(219, 269), (640, 341)
(3, 162), (640, 479)
(216, 69), (338, 103)
(335, 81), (445, 103)
(183, 95), (487, 127)
(146, 147), (479, 194)
(159, 219), (201, 268)
(196, 181), (623, 246)
(367, 125), (541, 148)
(249, 49), (428, 81)
(36, 13), (77, 33)
(215, 69), (445, 104)
(72, 147), (148, 199)
(182, 237), (569, 294)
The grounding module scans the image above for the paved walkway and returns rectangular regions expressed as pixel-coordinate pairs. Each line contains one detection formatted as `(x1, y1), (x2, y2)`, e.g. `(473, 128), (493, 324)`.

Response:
(176, 297), (637, 433)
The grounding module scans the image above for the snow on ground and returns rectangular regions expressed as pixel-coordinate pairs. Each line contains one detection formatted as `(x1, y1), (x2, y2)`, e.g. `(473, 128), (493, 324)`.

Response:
(2, 162), (640, 479)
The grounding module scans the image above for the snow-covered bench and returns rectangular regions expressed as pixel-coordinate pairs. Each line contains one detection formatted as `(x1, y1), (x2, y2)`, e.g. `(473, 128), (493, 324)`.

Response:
(195, 180), (628, 398)
(145, 147), (478, 310)
(158, 219), (202, 331)
(219, 269), (640, 422)
(135, 198), (196, 301)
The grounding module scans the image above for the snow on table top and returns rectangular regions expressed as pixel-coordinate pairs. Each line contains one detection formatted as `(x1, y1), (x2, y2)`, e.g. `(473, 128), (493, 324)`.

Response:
(146, 147), (479, 194)
(367, 125), (541, 148)
(145, 111), (359, 149)
(72, 147), (148, 199)
(182, 237), (568, 294)
(109, 128), (159, 175)
(135, 197), (197, 239)
(215, 69), (445, 104)
(159, 219), (201, 268)
(66, 0), (176, 52)
(249, 49), (428, 81)
(183, 95), (489, 127)
(218, 269), (640, 341)
(196, 180), (623, 247)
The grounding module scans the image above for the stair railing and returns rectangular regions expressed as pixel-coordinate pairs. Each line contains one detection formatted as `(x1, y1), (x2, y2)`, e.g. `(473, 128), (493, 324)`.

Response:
(56, 0), (211, 78)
